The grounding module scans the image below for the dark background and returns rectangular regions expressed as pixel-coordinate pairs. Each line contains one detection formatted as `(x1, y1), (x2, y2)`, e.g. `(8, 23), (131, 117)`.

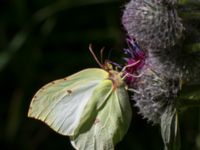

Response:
(0, 0), (199, 149)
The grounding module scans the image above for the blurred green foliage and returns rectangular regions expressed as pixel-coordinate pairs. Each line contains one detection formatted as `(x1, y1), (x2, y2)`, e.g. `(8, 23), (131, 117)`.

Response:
(0, 0), (200, 150)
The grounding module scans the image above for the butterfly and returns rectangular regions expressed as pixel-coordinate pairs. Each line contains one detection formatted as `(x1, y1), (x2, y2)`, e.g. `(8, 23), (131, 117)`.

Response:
(28, 44), (133, 150)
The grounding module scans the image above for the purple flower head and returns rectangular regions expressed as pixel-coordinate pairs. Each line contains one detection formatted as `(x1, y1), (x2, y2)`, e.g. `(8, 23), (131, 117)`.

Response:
(123, 36), (145, 86)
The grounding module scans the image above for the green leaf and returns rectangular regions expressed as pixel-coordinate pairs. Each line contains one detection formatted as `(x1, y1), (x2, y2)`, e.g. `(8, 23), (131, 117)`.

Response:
(161, 106), (181, 150)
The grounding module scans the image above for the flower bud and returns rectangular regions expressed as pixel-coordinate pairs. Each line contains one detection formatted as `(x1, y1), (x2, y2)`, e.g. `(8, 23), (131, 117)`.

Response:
(122, 0), (184, 50)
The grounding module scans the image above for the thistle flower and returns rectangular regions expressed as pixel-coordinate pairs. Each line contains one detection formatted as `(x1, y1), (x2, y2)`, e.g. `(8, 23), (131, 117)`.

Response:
(122, 0), (184, 50)
(132, 50), (182, 124)
(123, 37), (145, 86)
(126, 40), (199, 124)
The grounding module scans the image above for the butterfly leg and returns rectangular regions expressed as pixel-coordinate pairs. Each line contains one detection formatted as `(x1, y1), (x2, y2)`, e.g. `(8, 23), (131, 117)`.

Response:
(127, 88), (140, 94)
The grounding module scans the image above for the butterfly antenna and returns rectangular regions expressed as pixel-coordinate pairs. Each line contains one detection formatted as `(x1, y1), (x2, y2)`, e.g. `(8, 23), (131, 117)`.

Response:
(89, 44), (103, 68)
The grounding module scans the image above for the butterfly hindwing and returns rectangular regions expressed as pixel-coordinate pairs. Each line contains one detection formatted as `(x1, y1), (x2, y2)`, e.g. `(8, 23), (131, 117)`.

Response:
(71, 79), (132, 150)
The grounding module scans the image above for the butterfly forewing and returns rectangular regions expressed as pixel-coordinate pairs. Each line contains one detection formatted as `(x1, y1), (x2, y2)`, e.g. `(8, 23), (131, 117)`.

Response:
(28, 68), (109, 136)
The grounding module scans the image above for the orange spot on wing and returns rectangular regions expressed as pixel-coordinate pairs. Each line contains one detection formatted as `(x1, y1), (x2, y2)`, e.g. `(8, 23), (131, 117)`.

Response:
(67, 90), (72, 95)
